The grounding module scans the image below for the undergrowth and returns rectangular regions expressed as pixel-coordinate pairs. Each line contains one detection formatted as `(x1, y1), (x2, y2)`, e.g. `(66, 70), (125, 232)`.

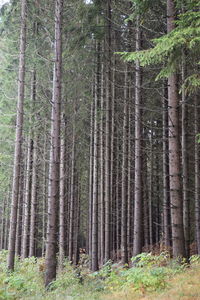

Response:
(0, 250), (198, 300)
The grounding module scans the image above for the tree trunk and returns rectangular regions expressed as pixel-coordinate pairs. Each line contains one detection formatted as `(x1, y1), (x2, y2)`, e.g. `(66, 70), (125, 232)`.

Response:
(29, 134), (38, 257)
(7, 0), (27, 270)
(15, 163), (24, 256)
(163, 84), (170, 248)
(0, 194), (6, 250)
(149, 122), (153, 249)
(21, 137), (33, 259)
(42, 126), (48, 257)
(45, 0), (63, 286)
(181, 53), (190, 258)
(133, 15), (143, 257)
(127, 103), (132, 257)
(73, 179), (80, 265)
(100, 61), (105, 265)
(195, 95), (200, 254)
(91, 41), (101, 271)
(69, 123), (76, 263)
(4, 191), (10, 250)
(121, 65), (129, 265)
(88, 101), (94, 267)
(29, 69), (37, 258)
(59, 117), (66, 268)
(104, 0), (112, 263)
(167, 0), (185, 258)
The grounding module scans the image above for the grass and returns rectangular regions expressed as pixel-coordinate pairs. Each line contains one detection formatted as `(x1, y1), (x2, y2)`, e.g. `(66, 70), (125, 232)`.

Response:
(0, 251), (199, 299)
(103, 265), (200, 300)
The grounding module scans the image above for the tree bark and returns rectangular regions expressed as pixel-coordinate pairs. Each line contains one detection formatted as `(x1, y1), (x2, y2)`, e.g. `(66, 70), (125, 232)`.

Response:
(88, 101), (94, 267)
(42, 126), (48, 257)
(91, 41), (101, 272)
(59, 117), (66, 268)
(100, 61), (105, 265)
(167, 0), (185, 258)
(133, 15), (143, 257)
(195, 95), (200, 254)
(21, 137), (33, 259)
(7, 0), (27, 270)
(29, 134), (38, 257)
(163, 85), (171, 248)
(0, 194), (7, 250)
(45, 0), (63, 286)
(15, 163), (24, 256)
(69, 123), (76, 263)
(149, 121), (153, 249)
(104, 0), (112, 263)
(181, 53), (190, 258)
(121, 65), (129, 265)
(29, 69), (37, 258)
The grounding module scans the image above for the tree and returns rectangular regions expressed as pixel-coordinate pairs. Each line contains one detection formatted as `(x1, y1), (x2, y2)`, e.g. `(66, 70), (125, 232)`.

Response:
(7, 0), (27, 271)
(104, 0), (112, 263)
(45, 0), (63, 287)
(167, 0), (185, 258)
(133, 15), (143, 257)
(91, 41), (101, 272)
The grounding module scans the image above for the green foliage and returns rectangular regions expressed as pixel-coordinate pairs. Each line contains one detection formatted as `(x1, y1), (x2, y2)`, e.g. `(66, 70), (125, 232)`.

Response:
(105, 252), (187, 293)
(49, 261), (79, 291)
(182, 74), (200, 95)
(190, 255), (200, 264)
(119, 6), (200, 93)
(131, 252), (170, 267)
(128, 0), (162, 17)
(197, 134), (200, 144)
(0, 251), (195, 300)
(95, 260), (113, 278)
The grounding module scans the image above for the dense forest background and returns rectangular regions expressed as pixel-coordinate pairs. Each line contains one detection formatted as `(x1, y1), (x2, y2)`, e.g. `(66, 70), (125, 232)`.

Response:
(0, 0), (200, 287)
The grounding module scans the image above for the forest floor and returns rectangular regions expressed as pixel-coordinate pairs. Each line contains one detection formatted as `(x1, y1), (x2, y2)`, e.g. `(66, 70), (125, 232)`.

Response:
(0, 251), (200, 300)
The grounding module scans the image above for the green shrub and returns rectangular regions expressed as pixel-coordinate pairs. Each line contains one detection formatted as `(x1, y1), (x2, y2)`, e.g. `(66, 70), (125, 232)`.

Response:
(190, 255), (200, 264)
(105, 252), (186, 293)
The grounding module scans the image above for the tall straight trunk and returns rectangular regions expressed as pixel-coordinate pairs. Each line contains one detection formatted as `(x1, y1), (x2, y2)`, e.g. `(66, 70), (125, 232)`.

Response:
(163, 85), (170, 248)
(149, 122), (153, 249)
(59, 118), (66, 268)
(121, 65), (129, 265)
(100, 62), (105, 265)
(29, 134), (38, 257)
(15, 164), (24, 256)
(111, 25), (117, 258)
(29, 70), (37, 258)
(42, 127), (47, 257)
(21, 137), (33, 258)
(88, 101), (94, 266)
(194, 95), (200, 254)
(7, 0), (27, 270)
(127, 8), (133, 256)
(116, 138), (121, 260)
(66, 156), (71, 257)
(167, 0), (185, 258)
(155, 151), (161, 244)
(45, 0), (63, 287)
(65, 141), (70, 257)
(105, 0), (112, 263)
(133, 15), (143, 257)
(73, 179), (80, 265)
(143, 151), (149, 248)
(69, 124), (76, 263)
(181, 53), (190, 258)
(91, 41), (101, 272)
(4, 191), (10, 250)
(127, 103), (132, 255)
(0, 194), (6, 250)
